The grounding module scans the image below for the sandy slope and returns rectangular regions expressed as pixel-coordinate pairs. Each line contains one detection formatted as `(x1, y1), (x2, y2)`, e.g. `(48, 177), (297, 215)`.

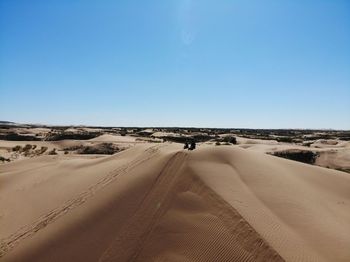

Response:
(238, 138), (350, 171)
(1, 144), (349, 261)
(89, 134), (138, 143)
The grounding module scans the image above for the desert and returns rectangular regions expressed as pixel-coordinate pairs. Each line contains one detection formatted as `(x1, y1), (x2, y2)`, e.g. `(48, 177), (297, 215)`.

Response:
(1, 1), (349, 261)
(1, 124), (350, 261)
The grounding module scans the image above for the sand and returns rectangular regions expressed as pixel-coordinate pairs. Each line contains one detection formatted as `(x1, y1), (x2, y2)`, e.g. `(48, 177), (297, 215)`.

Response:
(1, 144), (350, 261)
(89, 134), (138, 143)
(237, 137), (350, 171)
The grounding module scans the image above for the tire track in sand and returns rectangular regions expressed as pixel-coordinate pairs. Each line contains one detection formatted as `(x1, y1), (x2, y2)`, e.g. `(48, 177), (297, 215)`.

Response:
(99, 151), (188, 262)
(99, 150), (284, 262)
(0, 145), (163, 258)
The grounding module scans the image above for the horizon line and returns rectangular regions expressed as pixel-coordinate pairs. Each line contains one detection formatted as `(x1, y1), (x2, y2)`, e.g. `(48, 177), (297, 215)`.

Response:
(1, 120), (349, 131)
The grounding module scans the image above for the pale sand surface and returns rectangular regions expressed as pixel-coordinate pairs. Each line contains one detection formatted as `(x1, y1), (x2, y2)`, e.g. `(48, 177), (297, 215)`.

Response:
(237, 137), (350, 171)
(1, 144), (350, 261)
(0, 136), (138, 161)
(89, 134), (138, 143)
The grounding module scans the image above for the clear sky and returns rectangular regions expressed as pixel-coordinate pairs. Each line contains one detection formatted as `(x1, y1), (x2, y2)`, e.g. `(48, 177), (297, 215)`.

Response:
(1, 0), (349, 129)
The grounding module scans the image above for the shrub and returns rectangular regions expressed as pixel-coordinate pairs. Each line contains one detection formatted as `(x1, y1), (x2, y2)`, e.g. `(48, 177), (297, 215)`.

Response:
(45, 132), (99, 141)
(192, 134), (214, 142)
(0, 156), (10, 162)
(270, 150), (319, 164)
(63, 145), (84, 151)
(223, 136), (237, 144)
(162, 136), (190, 144)
(39, 146), (47, 154)
(135, 138), (162, 143)
(215, 141), (221, 146)
(77, 143), (119, 155)
(0, 133), (41, 141)
(23, 144), (32, 151)
(22, 144), (33, 156)
(276, 137), (293, 143)
(48, 148), (57, 155)
(12, 145), (22, 152)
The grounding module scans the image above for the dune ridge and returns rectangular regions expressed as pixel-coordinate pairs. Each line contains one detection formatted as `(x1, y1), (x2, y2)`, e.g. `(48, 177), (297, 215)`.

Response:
(1, 144), (349, 261)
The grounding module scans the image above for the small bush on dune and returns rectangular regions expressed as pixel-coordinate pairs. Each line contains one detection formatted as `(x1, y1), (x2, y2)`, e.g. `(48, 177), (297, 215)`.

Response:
(23, 144), (32, 152)
(12, 145), (22, 152)
(135, 138), (162, 143)
(77, 143), (119, 155)
(12, 144), (44, 156)
(222, 136), (237, 144)
(45, 132), (100, 141)
(40, 146), (48, 153)
(162, 136), (189, 143)
(63, 145), (84, 151)
(0, 156), (10, 162)
(230, 137), (237, 144)
(215, 136), (237, 145)
(1, 133), (41, 141)
(276, 137), (293, 143)
(35, 146), (48, 155)
(192, 134), (214, 142)
(48, 148), (57, 155)
(23, 144), (33, 156)
(270, 150), (319, 164)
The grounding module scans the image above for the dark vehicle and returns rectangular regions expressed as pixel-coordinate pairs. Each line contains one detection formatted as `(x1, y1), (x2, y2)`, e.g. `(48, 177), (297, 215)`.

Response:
(188, 141), (196, 151)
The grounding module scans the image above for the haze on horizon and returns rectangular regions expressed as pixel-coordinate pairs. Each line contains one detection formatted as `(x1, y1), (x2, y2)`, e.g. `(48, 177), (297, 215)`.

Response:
(0, 0), (349, 129)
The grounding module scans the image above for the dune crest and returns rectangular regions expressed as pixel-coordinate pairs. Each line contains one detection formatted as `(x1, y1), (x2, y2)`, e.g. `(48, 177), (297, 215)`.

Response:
(1, 144), (349, 261)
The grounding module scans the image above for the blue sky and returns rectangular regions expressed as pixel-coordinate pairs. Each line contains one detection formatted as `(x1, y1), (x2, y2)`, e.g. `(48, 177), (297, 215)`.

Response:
(1, 0), (349, 129)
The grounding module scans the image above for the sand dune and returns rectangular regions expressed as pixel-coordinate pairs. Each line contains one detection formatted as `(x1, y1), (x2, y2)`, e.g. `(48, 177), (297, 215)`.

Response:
(89, 134), (138, 143)
(238, 138), (350, 172)
(1, 144), (350, 261)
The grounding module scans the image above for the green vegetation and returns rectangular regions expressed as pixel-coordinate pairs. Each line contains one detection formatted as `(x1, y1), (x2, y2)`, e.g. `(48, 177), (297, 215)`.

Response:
(23, 144), (32, 151)
(45, 131), (100, 141)
(77, 143), (120, 155)
(276, 137), (293, 143)
(270, 150), (319, 164)
(38, 146), (48, 154)
(0, 133), (40, 141)
(222, 136), (237, 144)
(0, 156), (10, 162)
(12, 145), (22, 152)
(64, 143), (122, 154)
